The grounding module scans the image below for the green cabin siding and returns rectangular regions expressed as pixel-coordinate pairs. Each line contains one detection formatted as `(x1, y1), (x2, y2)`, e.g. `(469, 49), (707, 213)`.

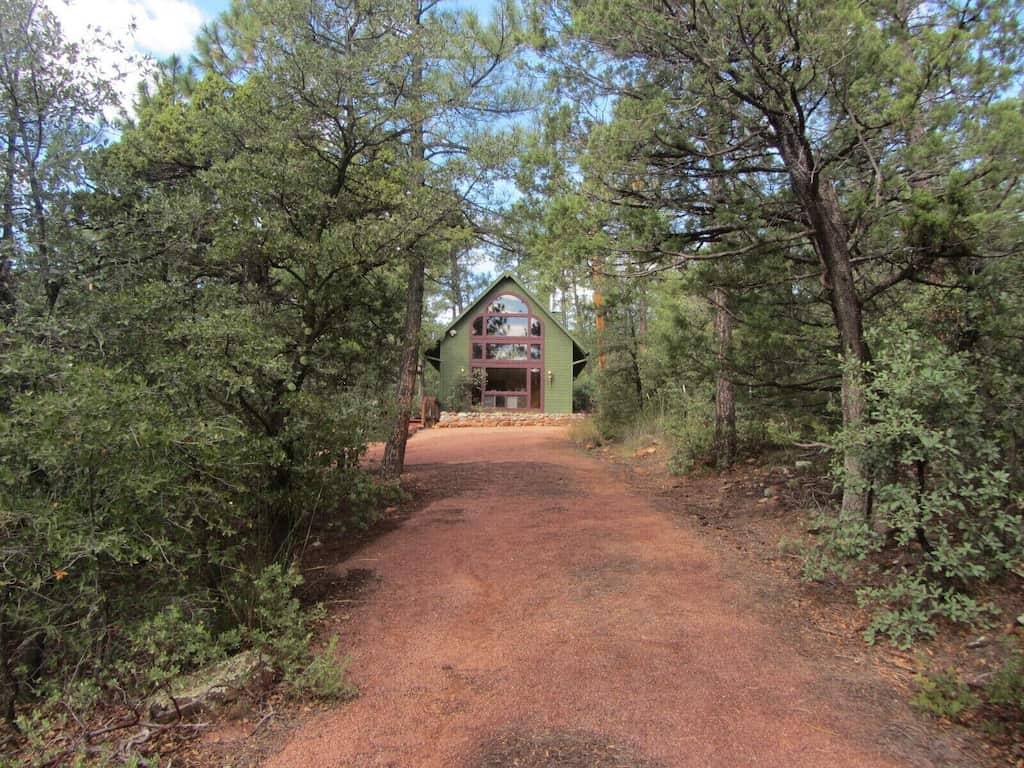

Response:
(434, 275), (585, 414)
(542, 321), (572, 414)
(439, 313), (472, 407)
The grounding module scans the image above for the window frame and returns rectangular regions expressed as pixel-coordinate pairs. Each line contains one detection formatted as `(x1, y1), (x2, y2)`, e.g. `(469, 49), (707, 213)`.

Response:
(469, 290), (544, 411)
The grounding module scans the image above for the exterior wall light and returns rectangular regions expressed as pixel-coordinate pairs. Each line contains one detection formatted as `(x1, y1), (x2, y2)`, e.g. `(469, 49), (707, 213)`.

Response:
(547, 370), (554, 384)
(449, 329), (457, 336)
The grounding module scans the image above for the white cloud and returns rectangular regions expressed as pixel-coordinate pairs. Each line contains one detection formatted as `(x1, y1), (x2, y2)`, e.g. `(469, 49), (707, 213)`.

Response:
(47, 0), (207, 112)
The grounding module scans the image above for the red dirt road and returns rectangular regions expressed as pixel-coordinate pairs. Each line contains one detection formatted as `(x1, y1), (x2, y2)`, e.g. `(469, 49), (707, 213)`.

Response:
(264, 427), (960, 768)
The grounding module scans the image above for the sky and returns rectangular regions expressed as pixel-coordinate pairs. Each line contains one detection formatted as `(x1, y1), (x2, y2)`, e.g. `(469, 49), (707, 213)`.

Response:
(48, 0), (228, 108)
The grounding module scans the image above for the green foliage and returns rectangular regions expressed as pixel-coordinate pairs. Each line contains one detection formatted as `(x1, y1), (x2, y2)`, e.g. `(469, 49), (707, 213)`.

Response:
(811, 326), (1022, 645)
(988, 641), (1024, 716)
(571, 373), (595, 413)
(0, 0), (522, 728)
(291, 635), (357, 700)
(912, 642), (1024, 734)
(235, 564), (312, 678)
(591, 281), (646, 440)
(663, 390), (714, 475)
(445, 368), (485, 412)
(912, 670), (980, 722)
(859, 580), (996, 649)
(233, 565), (354, 698)
(593, 364), (642, 440)
(801, 510), (876, 582)
(566, 416), (602, 447)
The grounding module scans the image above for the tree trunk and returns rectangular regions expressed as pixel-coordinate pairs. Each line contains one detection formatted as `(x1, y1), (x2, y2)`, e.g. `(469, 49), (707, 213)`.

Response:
(449, 241), (463, 319)
(27, 171), (59, 311)
(0, 591), (18, 727)
(381, 254), (426, 480)
(627, 310), (643, 407)
(772, 117), (871, 518)
(711, 287), (736, 470)
(381, 4), (426, 481)
(1, 128), (17, 315)
(591, 257), (606, 370)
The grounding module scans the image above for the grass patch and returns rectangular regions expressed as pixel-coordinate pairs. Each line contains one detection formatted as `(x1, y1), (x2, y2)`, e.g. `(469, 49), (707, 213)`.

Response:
(567, 417), (603, 447)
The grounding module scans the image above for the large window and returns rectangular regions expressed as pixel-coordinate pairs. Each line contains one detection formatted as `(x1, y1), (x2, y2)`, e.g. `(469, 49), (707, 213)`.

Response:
(469, 291), (543, 410)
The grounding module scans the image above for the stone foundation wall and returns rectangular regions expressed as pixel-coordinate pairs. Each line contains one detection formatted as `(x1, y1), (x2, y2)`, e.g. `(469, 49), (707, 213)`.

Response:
(434, 411), (586, 428)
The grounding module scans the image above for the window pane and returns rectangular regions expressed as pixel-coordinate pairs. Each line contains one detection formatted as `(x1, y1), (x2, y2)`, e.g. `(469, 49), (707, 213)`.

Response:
(486, 316), (529, 336)
(487, 343), (527, 360)
(530, 344), (541, 360)
(531, 319), (542, 336)
(505, 395), (525, 409)
(530, 369), (541, 409)
(487, 294), (529, 313)
(484, 367), (527, 391)
(484, 395), (496, 407)
(472, 344), (483, 359)
(472, 316), (483, 335)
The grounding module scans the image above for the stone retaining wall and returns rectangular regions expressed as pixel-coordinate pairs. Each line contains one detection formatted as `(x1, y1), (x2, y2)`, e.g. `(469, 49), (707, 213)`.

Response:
(434, 411), (586, 428)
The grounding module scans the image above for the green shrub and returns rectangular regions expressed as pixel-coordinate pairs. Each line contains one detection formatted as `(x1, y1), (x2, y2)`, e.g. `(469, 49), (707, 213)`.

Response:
(292, 635), (357, 700)
(664, 389), (714, 474)
(808, 325), (1022, 646)
(858, 579), (996, 648)
(912, 670), (979, 721)
(988, 642), (1024, 716)
(567, 416), (603, 447)
(0, 338), (380, 721)
(572, 375), (595, 413)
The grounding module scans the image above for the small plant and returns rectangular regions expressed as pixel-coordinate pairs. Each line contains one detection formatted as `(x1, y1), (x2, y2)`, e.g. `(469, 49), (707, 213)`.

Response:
(291, 635), (357, 700)
(777, 535), (803, 556)
(911, 670), (979, 722)
(987, 641), (1024, 717)
(567, 417), (602, 447)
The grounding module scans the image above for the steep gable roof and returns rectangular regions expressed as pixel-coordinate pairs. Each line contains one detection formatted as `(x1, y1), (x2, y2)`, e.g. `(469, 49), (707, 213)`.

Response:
(427, 273), (589, 375)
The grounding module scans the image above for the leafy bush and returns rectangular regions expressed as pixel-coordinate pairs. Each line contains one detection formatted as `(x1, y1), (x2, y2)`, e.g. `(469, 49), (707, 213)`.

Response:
(0, 330), (382, 720)
(988, 642), (1024, 717)
(572, 374), (595, 413)
(664, 391), (715, 474)
(809, 326), (1023, 646)
(912, 670), (979, 721)
(912, 642), (1023, 736)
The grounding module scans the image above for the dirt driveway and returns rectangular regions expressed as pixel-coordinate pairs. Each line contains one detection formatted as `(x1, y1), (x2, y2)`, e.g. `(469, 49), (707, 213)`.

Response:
(263, 427), (971, 768)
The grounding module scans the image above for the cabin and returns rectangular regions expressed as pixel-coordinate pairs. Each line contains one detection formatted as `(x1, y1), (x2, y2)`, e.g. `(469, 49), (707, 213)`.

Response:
(426, 274), (588, 414)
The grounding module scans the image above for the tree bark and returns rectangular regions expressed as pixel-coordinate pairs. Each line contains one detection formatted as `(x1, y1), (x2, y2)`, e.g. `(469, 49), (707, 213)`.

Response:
(381, 252), (425, 480)
(1, 128), (16, 314)
(449, 241), (463, 319)
(711, 286), (736, 470)
(0, 590), (19, 727)
(591, 257), (606, 370)
(381, 2), (426, 481)
(772, 117), (871, 519)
